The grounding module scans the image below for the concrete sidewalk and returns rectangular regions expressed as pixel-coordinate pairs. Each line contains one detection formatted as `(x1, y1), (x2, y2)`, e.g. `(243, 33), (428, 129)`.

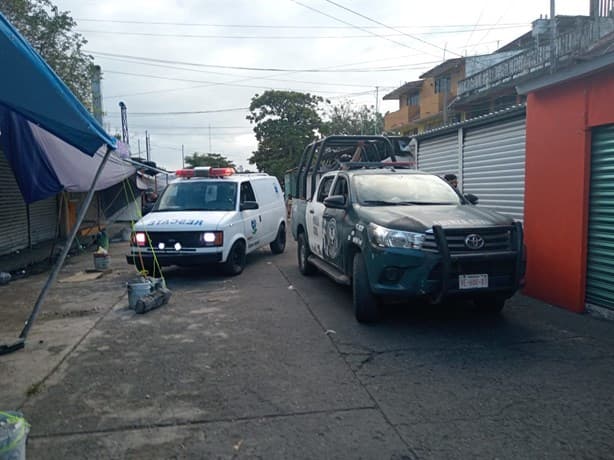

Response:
(0, 242), (135, 410)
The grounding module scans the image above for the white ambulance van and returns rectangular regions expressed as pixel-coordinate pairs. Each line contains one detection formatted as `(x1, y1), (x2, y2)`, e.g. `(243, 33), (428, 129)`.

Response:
(126, 167), (287, 275)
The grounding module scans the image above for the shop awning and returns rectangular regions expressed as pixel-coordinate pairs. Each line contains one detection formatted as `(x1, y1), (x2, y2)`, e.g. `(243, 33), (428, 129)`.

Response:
(0, 12), (133, 203)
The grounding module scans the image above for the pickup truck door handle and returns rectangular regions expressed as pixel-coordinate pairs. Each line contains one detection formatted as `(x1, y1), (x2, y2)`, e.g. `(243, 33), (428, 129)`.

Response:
(309, 210), (315, 214)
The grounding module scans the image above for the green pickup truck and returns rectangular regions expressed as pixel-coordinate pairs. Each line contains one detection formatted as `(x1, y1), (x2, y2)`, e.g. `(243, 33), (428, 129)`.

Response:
(290, 136), (524, 323)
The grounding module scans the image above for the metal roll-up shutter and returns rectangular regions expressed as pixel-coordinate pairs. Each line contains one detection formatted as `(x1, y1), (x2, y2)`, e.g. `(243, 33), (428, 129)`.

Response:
(462, 118), (526, 221)
(29, 195), (58, 245)
(417, 133), (459, 177)
(586, 124), (614, 311)
(0, 151), (28, 255)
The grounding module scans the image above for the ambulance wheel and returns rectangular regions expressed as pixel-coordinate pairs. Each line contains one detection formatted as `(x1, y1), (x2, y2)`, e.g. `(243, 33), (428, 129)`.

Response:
(270, 223), (286, 254)
(223, 241), (246, 276)
(353, 253), (380, 323)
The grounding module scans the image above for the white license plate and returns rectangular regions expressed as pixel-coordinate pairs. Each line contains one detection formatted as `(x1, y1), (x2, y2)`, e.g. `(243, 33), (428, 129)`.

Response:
(459, 274), (489, 289)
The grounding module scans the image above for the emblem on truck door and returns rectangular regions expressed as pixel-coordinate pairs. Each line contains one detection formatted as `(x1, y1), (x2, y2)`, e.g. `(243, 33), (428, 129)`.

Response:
(465, 234), (485, 250)
(323, 218), (340, 259)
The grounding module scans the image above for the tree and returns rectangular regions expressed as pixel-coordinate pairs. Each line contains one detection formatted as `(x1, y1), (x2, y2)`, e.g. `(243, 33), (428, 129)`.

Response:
(184, 152), (236, 168)
(321, 100), (384, 136)
(247, 90), (325, 180)
(1, 0), (94, 108)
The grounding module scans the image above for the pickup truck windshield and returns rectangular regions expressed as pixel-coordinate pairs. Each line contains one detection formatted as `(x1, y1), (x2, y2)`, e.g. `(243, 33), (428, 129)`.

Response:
(153, 181), (237, 212)
(354, 174), (461, 206)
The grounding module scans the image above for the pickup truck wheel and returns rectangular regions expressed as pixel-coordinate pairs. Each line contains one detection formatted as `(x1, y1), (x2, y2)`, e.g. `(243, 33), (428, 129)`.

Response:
(270, 223), (286, 254)
(297, 232), (316, 275)
(352, 254), (380, 323)
(474, 296), (506, 314)
(223, 241), (246, 276)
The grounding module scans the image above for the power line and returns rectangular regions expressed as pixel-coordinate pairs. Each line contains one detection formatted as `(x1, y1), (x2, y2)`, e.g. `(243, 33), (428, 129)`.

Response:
(93, 51), (434, 100)
(101, 70), (371, 98)
(135, 132), (254, 137)
(288, 0), (438, 57)
(106, 107), (249, 116)
(116, 125), (251, 129)
(94, 50), (438, 100)
(88, 50), (433, 73)
(95, 51), (430, 78)
(103, 70), (378, 88)
(474, 4), (514, 49)
(464, 7), (485, 48)
(322, 0), (463, 57)
(76, 24), (526, 40)
(75, 18), (528, 29)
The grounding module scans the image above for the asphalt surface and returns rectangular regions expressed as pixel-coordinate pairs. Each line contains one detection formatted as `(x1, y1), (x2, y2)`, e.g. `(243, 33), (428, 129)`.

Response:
(7, 239), (614, 459)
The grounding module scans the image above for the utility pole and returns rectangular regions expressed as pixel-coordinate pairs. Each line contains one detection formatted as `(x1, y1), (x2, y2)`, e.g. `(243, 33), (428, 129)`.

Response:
(90, 65), (103, 125)
(208, 124), (212, 153)
(374, 86), (379, 134)
(550, 0), (557, 73)
(442, 78), (449, 124)
(119, 101), (129, 145)
(137, 138), (141, 159)
(182, 144), (185, 168)
(145, 131), (151, 162)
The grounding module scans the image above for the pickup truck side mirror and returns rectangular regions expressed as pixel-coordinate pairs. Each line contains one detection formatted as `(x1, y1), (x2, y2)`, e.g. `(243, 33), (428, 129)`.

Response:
(240, 201), (259, 211)
(464, 193), (479, 205)
(324, 195), (346, 209)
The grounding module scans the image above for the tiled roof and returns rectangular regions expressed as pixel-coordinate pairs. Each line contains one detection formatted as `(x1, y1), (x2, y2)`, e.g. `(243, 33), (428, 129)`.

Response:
(382, 80), (423, 100)
(419, 58), (464, 78)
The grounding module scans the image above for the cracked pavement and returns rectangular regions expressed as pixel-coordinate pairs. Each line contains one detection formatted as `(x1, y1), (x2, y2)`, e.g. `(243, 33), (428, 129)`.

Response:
(2, 239), (614, 459)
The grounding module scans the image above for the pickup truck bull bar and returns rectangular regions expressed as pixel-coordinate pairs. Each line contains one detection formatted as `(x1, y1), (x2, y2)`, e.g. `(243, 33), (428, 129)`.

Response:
(432, 221), (524, 303)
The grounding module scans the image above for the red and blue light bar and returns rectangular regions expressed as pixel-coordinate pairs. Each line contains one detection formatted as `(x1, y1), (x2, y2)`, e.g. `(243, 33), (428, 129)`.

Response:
(176, 167), (235, 178)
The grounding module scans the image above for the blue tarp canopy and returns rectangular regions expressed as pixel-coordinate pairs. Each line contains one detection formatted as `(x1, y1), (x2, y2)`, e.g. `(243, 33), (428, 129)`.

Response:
(0, 12), (128, 203)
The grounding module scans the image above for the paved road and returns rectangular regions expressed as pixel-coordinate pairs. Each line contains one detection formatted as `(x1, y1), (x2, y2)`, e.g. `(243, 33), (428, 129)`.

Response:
(18, 239), (614, 459)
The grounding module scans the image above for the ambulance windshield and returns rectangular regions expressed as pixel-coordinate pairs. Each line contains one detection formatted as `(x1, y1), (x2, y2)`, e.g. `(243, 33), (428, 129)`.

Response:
(154, 181), (237, 212)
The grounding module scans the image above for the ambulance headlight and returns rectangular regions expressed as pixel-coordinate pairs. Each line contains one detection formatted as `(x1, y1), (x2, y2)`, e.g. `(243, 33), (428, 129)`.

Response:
(200, 231), (223, 247)
(132, 232), (147, 247)
(174, 242), (182, 251)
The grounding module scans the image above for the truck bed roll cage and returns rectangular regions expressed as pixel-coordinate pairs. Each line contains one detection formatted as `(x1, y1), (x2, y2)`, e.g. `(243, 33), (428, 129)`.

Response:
(295, 135), (413, 200)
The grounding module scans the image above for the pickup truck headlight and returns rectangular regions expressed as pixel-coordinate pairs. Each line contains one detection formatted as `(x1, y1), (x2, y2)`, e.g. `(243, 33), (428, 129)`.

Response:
(368, 223), (425, 250)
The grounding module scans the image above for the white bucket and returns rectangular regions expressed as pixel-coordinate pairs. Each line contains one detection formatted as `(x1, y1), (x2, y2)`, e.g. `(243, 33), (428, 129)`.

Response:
(127, 280), (152, 309)
(93, 253), (110, 271)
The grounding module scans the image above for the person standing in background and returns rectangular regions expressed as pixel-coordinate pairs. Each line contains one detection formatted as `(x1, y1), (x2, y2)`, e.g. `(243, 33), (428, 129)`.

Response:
(444, 173), (458, 190)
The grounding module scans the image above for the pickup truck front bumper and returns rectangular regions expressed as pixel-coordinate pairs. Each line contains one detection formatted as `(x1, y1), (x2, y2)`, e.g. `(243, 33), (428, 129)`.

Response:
(366, 223), (525, 302)
(126, 248), (223, 267)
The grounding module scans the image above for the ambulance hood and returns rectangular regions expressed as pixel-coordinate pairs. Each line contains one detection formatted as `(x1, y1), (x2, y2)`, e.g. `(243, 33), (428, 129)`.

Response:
(134, 210), (233, 231)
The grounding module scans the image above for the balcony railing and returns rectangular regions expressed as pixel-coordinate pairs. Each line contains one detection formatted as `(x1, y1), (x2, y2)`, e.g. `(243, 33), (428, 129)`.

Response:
(458, 19), (614, 97)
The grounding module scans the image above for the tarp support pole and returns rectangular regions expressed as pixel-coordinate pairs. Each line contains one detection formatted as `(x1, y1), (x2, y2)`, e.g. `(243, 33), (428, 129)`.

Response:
(18, 146), (113, 341)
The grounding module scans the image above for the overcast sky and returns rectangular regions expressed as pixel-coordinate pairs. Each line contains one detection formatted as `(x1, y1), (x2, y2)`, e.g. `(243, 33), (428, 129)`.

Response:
(53, 0), (588, 170)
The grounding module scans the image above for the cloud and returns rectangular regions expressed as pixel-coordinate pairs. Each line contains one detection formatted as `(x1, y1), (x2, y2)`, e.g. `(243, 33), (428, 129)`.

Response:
(53, 0), (588, 170)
